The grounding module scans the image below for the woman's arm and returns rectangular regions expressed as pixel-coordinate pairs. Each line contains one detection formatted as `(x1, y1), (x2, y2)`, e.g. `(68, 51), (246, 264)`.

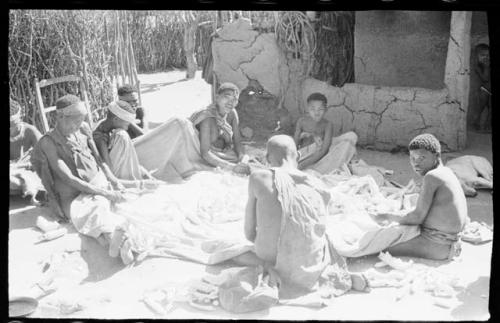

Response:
(229, 110), (246, 161)
(199, 118), (237, 170)
(39, 137), (117, 199)
(293, 117), (303, 147)
(80, 123), (129, 189)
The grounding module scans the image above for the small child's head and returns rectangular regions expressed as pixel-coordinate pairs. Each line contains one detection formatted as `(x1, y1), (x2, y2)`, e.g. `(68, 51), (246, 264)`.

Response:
(408, 133), (441, 176)
(306, 92), (327, 122)
(475, 43), (490, 66)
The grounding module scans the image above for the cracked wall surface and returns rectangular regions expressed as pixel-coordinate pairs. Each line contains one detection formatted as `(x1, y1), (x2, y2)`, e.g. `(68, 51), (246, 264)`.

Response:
(302, 78), (464, 152)
(213, 17), (468, 152)
(212, 18), (288, 97)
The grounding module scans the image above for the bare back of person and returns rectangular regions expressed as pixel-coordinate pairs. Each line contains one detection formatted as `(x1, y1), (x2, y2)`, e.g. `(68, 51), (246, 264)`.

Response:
(250, 169), (282, 265)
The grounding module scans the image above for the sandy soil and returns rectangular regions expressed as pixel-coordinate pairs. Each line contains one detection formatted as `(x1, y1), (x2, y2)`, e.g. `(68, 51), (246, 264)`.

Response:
(8, 70), (493, 320)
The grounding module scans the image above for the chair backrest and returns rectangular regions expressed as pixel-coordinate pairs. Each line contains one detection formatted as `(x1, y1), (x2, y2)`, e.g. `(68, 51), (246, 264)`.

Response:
(34, 74), (94, 134)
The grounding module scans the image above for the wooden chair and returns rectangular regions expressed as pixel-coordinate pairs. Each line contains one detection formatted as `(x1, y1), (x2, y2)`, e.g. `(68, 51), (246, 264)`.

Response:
(34, 74), (94, 134)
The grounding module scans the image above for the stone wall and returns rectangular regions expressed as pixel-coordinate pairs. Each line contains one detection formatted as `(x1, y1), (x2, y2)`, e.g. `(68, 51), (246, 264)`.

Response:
(302, 78), (464, 152)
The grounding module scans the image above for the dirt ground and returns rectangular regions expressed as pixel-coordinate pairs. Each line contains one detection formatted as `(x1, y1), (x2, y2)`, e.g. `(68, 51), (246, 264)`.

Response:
(9, 70), (493, 320)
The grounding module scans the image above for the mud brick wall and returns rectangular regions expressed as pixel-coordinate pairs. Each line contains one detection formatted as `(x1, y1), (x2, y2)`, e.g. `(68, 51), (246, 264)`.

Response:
(212, 17), (468, 152)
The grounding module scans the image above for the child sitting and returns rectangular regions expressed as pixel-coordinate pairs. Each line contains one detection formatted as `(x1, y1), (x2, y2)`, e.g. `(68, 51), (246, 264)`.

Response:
(293, 92), (358, 174)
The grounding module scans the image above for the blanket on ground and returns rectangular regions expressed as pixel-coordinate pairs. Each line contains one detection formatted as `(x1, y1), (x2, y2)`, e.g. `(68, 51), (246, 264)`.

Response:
(133, 117), (213, 182)
(324, 175), (420, 257)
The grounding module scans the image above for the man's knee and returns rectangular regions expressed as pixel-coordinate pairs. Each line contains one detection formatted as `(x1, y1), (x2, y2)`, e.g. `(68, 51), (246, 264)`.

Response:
(342, 131), (358, 145)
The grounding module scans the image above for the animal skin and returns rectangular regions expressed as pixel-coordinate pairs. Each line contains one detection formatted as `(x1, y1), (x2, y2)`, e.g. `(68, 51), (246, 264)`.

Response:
(445, 155), (493, 197)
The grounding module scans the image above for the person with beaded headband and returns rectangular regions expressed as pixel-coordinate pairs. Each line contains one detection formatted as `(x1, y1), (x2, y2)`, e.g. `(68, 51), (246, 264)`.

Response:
(370, 133), (468, 260)
(31, 94), (152, 264)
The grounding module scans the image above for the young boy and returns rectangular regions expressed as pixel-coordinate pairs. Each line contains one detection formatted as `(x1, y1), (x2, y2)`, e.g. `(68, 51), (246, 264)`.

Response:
(293, 92), (357, 173)
(373, 134), (468, 260)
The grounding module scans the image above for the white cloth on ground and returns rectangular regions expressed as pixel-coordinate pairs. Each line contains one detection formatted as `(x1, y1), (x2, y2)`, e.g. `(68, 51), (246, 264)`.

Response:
(69, 170), (125, 239)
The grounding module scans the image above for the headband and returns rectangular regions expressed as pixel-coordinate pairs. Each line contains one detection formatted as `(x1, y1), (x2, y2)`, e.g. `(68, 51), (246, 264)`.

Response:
(10, 110), (21, 122)
(59, 101), (88, 116)
(108, 101), (136, 124)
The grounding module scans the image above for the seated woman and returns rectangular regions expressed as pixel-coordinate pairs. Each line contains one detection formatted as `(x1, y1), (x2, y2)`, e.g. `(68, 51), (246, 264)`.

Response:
(93, 100), (156, 185)
(133, 83), (251, 182)
(10, 98), (44, 203)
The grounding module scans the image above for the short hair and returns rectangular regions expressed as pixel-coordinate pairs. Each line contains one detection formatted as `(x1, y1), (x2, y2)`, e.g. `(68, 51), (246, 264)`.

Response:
(10, 98), (21, 116)
(408, 133), (441, 154)
(307, 92), (327, 106)
(117, 84), (137, 96)
(56, 94), (81, 110)
(217, 82), (240, 97)
(475, 43), (489, 52)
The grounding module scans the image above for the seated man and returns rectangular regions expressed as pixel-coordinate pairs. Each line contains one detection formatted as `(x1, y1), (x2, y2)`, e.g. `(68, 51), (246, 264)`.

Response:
(10, 98), (44, 203)
(93, 100), (156, 181)
(373, 134), (468, 260)
(232, 135), (367, 298)
(31, 94), (152, 264)
(118, 84), (146, 139)
(294, 92), (358, 174)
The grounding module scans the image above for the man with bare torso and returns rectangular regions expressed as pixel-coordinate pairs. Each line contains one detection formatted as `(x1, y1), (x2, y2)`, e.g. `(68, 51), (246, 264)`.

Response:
(232, 135), (367, 293)
(373, 133), (468, 260)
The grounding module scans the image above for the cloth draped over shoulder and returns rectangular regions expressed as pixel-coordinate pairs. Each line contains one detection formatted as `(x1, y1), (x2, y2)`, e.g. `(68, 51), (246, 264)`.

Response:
(93, 121), (143, 181)
(271, 168), (352, 299)
(189, 104), (233, 151)
(31, 126), (101, 221)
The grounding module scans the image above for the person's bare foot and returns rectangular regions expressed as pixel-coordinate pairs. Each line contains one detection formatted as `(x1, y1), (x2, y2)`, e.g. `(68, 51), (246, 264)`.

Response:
(120, 239), (135, 265)
(109, 228), (126, 258)
(350, 273), (370, 292)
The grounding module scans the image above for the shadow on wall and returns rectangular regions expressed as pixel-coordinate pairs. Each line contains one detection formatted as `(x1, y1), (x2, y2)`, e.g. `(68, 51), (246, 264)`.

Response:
(237, 79), (294, 142)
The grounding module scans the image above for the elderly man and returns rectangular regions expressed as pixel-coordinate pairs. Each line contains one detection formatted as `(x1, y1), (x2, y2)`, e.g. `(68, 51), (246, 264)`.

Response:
(118, 84), (146, 139)
(31, 94), (150, 264)
(231, 135), (367, 299)
(10, 98), (44, 203)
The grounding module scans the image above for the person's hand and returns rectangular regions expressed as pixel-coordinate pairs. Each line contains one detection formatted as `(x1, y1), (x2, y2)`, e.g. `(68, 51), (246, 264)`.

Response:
(104, 190), (126, 203)
(368, 212), (390, 226)
(142, 179), (161, 190)
(238, 154), (250, 164)
(262, 263), (281, 288)
(232, 163), (251, 175)
(112, 180), (126, 192)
